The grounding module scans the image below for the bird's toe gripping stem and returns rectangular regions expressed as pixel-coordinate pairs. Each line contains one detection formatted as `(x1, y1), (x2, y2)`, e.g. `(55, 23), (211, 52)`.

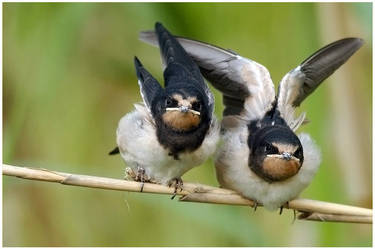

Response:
(168, 177), (184, 200)
(125, 166), (150, 192)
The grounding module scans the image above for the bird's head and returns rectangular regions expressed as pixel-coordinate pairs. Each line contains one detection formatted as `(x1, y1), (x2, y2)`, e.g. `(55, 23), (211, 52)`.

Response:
(249, 125), (304, 182)
(160, 88), (207, 132)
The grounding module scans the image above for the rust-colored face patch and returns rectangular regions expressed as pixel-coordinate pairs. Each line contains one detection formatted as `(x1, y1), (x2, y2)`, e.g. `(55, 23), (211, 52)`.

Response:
(262, 157), (301, 181)
(162, 111), (201, 131)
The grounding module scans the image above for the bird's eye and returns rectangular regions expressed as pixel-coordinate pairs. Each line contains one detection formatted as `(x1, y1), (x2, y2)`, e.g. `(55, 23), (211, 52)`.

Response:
(165, 97), (175, 107)
(265, 144), (278, 154)
(192, 102), (202, 111)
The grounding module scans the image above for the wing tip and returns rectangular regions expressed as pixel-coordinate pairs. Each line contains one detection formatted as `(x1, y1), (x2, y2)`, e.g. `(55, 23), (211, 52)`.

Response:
(134, 56), (141, 67)
(134, 56), (144, 80)
(341, 37), (365, 51)
(284, 37), (365, 108)
(344, 37), (364, 45)
(300, 36), (364, 68)
(155, 21), (167, 35)
(155, 21), (163, 29)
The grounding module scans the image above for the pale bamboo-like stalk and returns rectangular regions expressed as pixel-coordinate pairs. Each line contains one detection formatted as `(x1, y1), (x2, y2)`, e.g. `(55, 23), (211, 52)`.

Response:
(2, 164), (372, 224)
(298, 212), (372, 224)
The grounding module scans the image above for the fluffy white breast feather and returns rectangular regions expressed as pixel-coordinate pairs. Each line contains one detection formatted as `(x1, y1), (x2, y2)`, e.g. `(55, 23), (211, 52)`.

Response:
(116, 103), (220, 185)
(216, 124), (321, 210)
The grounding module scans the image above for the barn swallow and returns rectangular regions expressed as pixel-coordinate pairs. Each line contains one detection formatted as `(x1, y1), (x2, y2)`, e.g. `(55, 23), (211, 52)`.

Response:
(110, 23), (219, 194)
(140, 32), (363, 210)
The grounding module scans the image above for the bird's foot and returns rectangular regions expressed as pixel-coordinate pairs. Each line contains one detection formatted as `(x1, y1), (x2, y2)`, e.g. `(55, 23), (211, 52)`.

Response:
(124, 167), (136, 180)
(253, 201), (259, 212)
(124, 166), (151, 192)
(168, 177), (183, 200)
(134, 167), (146, 182)
(292, 209), (297, 224)
(135, 167), (151, 192)
(279, 201), (290, 215)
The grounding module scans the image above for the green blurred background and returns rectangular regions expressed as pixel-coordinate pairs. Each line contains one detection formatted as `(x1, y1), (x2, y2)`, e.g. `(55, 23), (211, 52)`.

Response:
(3, 2), (372, 246)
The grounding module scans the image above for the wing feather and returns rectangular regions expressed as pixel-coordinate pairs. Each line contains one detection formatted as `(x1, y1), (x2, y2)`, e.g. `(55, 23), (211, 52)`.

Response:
(154, 23), (214, 116)
(140, 31), (275, 120)
(277, 38), (364, 129)
(134, 56), (163, 115)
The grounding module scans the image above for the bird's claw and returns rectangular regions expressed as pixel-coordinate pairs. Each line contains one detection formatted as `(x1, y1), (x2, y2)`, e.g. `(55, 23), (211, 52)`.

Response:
(279, 201), (290, 215)
(169, 178), (183, 200)
(292, 209), (297, 224)
(135, 167), (146, 182)
(135, 167), (148, 192)
(253, 201), (258, 212)
(125, 166), (151, 192)
(124, 167), (136, 180)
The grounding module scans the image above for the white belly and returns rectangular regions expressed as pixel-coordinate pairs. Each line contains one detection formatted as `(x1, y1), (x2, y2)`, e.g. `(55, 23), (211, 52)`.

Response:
(215, 126), (321, 211)
(116, 105), (219, 185)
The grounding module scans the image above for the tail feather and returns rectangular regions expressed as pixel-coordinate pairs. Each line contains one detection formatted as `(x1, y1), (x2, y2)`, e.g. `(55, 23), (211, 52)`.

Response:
(109, 147), (120, 155)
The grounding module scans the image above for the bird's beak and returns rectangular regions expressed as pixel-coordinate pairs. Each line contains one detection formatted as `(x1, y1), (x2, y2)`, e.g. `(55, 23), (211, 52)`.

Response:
(267, 153), (299, 162)
(166, 106), (200, 116)
(282, 152), (292, 161)
(179, 105), (189, 113)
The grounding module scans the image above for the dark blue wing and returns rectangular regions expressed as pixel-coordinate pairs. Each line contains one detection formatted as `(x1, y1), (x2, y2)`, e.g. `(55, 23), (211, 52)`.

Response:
(134, 56), (163, 113)
(155, 22), (204, 88)
(140, 29), (274, 118)
(154, 22), (214, 115)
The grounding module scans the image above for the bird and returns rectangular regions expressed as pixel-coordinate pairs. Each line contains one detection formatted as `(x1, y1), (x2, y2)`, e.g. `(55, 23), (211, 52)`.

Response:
(139, 31), (364, 210)
(109, 22), (219, 195)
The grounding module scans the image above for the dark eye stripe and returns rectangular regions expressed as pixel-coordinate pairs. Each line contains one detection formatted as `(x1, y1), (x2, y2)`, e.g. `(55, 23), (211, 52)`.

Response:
(165, 97), (178, 107)
(265, 144), (278, 154)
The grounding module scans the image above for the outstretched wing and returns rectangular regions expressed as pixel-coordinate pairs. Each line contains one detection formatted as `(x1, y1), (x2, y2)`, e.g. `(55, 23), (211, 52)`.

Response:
(140, 31), (275, 121)
(154, 23), (214, 116)
(277, 38), (364, 129)
(134, 56), (163, 115)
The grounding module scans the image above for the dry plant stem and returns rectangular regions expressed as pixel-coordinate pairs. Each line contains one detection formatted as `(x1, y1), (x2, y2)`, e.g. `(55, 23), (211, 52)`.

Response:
(179, 193), (373, 218)
(2, 164), (189, 195)
(3, 164), (372, 224)
(298, 212), (373, 224)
